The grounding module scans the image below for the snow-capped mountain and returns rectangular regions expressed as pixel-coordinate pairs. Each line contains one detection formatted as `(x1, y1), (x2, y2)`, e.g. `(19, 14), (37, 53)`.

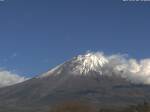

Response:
(0, 52), (150, 112)
(38, 52), (150, 85)
(39, 52), (108, 77)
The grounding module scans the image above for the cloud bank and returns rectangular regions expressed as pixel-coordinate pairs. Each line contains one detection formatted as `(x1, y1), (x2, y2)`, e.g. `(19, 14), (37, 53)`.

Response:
(97, 52), (150, 84)
(0, 70), (28, 87)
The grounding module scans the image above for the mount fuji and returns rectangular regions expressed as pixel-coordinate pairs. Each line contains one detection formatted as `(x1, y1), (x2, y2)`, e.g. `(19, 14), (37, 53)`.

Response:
(0, 52), (150, 112)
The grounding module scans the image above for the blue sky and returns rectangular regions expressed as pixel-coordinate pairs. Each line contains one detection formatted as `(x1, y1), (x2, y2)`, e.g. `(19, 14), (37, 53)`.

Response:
(0, 0), (150, 77)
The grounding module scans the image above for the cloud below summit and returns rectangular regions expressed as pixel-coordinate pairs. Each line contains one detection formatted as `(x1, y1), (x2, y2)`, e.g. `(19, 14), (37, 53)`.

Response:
(100, 53), (150, 84)
(0, 70), (28, 87)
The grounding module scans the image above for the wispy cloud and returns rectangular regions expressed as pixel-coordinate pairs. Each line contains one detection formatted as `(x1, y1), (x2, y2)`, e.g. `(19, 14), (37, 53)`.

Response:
(0, 0), (5, 2)
(1, 52), (18, 64)
(42, 59), (50, 63)
(10, 53), (17, 59)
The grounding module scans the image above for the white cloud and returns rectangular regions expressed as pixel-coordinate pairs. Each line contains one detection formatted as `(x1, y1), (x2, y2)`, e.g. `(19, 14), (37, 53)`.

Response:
(99, 52), (150, 84)
(0, 70), (28, 87)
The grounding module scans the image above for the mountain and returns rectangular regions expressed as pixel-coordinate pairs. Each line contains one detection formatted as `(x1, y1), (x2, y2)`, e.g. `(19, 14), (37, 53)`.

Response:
(0, 52), (150, 112)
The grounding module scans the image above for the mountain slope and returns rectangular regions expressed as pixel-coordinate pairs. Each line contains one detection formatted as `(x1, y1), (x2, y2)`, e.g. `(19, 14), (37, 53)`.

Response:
(0, 52), (150, 112)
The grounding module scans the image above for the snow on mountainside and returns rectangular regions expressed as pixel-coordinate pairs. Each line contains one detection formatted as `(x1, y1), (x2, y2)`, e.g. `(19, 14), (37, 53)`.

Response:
(71, 52), (108, 74)
(39, 52), (108, 78)
(39, 51), (150, 85)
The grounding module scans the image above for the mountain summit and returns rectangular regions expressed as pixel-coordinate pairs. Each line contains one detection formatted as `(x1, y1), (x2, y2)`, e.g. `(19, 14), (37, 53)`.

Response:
(70, 52), (108, 74)
(40, 52), (108, 78)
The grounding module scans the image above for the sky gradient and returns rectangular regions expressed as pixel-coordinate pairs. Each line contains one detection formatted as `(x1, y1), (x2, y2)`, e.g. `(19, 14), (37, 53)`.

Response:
(0, 0), (150, 77)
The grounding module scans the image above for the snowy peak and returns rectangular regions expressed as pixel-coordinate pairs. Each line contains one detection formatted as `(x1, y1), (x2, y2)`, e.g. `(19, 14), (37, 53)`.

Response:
(39, 52), (109, 78)
(71, 52), (108, 74)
